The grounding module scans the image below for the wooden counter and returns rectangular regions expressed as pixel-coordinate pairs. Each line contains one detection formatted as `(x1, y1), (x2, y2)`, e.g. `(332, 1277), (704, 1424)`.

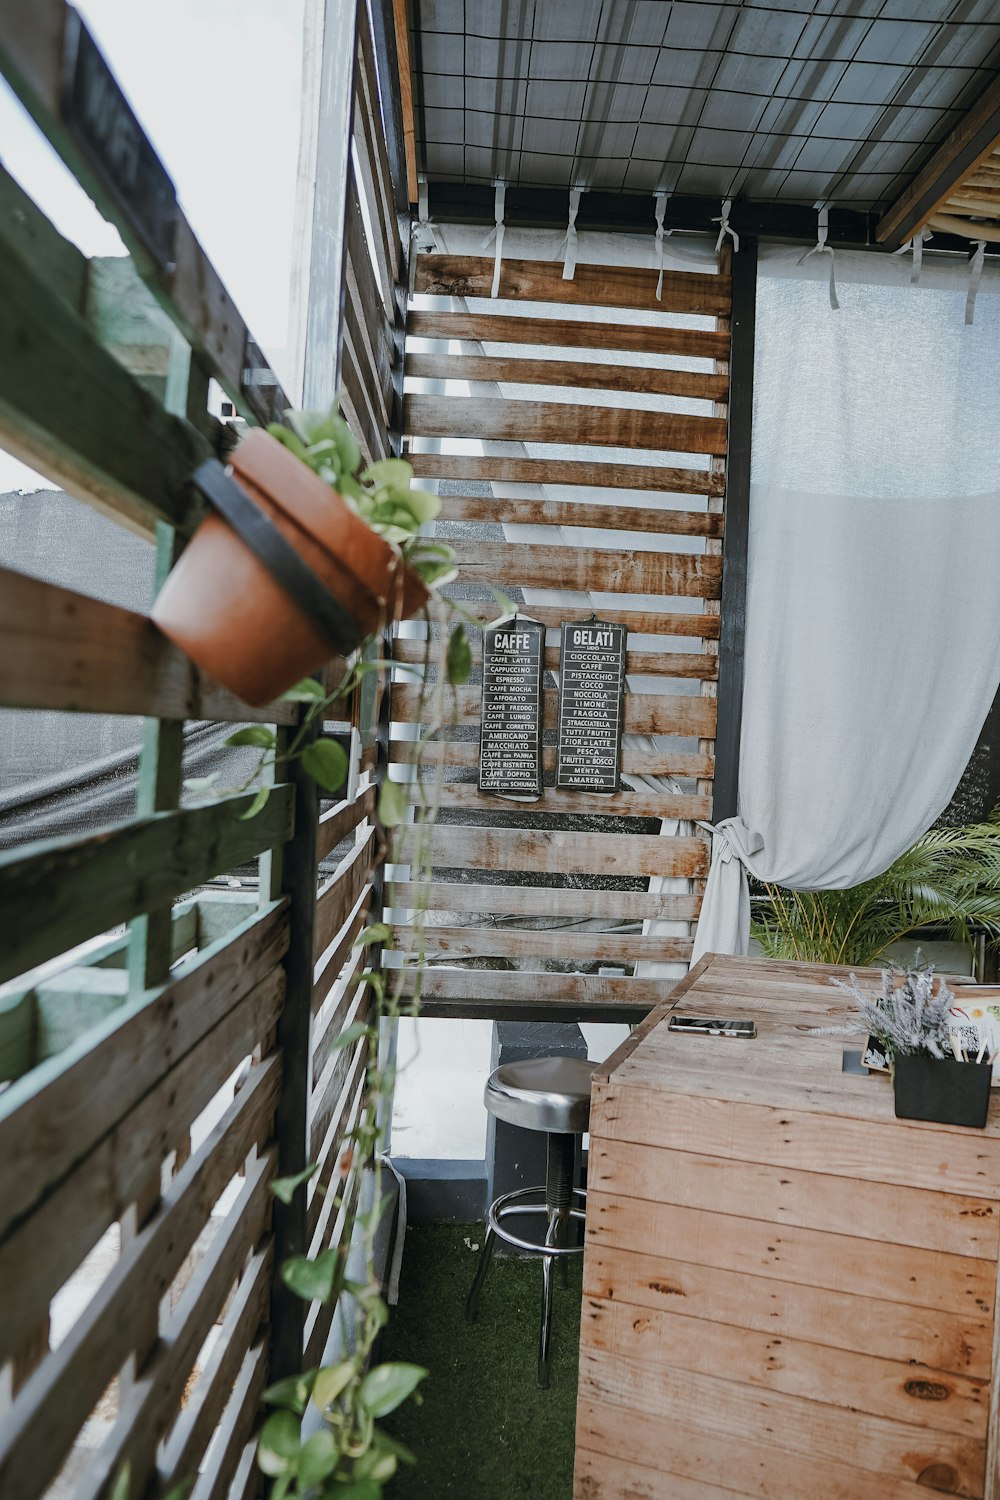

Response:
(574, 953), (1000, 1500)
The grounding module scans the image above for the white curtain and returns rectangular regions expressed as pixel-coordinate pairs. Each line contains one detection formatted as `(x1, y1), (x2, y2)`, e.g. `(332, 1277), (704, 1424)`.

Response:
(693, 247), (1000, 961)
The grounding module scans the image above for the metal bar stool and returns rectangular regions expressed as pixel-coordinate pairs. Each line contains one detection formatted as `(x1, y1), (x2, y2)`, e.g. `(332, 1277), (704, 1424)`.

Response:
(465, 1054), (595, 1387)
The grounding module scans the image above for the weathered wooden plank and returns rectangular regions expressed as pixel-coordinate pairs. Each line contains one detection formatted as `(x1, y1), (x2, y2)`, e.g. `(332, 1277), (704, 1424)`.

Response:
(353, 0), (400, 292)
(0, 901), (287, 1235)
(159, 1243), (271, 1491)
(405, 351), (728, 402)
(313, 828), (379, 958)
(394, 925), (692, 964)
(394, 635), (719, 681)
(387, 880), (703, 923)
(307, 1037), (368, 1242)
(0, 567), (298, 722)
(573, 1446), (742, 1500)
(586, 1186), (995, 1317)
(313, 886), (372, 1015)
(79, 1183), (273, 1500)
(303, 1162), (364, 1368)
(431, 490), (724, 538)
(444, 539), (721, 597)
(391, 825), (708, 878)
(0, 788), (294, 986)
(405, 395), (727, 456)
(398, 967), (671, 1021)
(575, 1401), (944, 1500)
(0, 973), (283, 1362)
(392, 684), (718, 736)
(316, 785), (376, 864)
(578, 1347), (985, 1497)
(583, 1294), (987, 1438)
(310, 1003), (370, 1160)
(408, 451), (724, 497)
(404, 783), (711, 819)
(187, 1339), (269, 1500)
(589, 1138), (1000, 1259)
(426, 598), (721, 639)
(414, 255), (732, 316)
(0, 229), (206, 537)
(407, 307), (730, 360)
(313, 917), (370, 1065)
(593, 1076), (1000, 1200)
(0, 1080), (278, 1500)
(0, 160), (86, 309)
(582, 1244), (993, 1379)
(389, 736), (715, 779)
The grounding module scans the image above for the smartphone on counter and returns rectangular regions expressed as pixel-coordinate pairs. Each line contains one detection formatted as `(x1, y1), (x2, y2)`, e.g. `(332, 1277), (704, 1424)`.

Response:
(667, 1016), (756, 1039)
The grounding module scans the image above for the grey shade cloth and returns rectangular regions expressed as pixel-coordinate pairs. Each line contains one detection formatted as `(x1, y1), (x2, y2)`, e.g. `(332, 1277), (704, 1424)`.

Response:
(694, 247), (1000, 961)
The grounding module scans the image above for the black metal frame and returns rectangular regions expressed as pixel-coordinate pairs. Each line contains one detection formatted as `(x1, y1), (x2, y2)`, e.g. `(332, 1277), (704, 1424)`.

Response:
(712, 237), (757, 826)
(424, 180), (987, 256)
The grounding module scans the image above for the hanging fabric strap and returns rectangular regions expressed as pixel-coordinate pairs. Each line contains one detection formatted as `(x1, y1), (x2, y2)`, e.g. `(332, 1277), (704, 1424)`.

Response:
(712, 198), (739, 256)
(480, 183), (506, 298)
(654, 191), (672, 300)
(412, 176), (437, 252)
(561, 187), (582, 281)
(965, 240), (987, 326)
(893, 226), (932, 285)
(798, 205), (840, 310)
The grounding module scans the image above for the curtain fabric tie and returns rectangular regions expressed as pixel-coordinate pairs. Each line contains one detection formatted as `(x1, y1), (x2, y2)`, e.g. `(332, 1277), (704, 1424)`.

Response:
(798, 206), (839, 310)
(894, 226), (932, 285)
(654, 191), (672, 300)
(480, 183), (506, 298)
(561, 187), (581, 281)
(712, 198), (739, 256)
(965, 240), (987, 326)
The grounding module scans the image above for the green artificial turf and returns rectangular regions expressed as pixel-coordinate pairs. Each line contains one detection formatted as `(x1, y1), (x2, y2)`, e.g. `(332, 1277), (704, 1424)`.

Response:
(379, 1223), (582, 1499)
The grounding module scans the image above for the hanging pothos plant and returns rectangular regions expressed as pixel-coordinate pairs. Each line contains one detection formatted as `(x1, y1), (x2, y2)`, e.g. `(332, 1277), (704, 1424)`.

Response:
(186, 405), (499, 1497)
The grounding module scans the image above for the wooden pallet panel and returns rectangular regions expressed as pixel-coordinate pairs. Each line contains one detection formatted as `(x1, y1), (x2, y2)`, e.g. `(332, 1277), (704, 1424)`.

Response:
(392, 685), (718, 736)
(406, 308), (730, 360)
(405, 394), (727, 455)
(391, 825), (709, 879)
(406, 351), (729, 402)
(387, 880), (703, 924)
(429, 492), (724, 537)
(413, 255), (732, 316)
(407, 450), (724, 496)
(444, 540), (722, 596)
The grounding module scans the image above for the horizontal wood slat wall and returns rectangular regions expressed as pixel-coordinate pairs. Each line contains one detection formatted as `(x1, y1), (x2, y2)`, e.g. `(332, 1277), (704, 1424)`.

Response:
(390, 249), (730, 1018)
(0, 1), (403, 1493)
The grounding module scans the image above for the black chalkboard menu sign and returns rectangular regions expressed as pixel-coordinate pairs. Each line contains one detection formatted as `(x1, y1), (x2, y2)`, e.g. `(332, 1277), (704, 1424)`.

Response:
(479, 615), (544, 801)
(556, 620), (627, 793)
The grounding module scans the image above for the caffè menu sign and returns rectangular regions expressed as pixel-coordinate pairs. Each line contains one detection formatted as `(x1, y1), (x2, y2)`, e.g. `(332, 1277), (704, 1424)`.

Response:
(479, 616), (544, 801)
(556, 620), (627, 793)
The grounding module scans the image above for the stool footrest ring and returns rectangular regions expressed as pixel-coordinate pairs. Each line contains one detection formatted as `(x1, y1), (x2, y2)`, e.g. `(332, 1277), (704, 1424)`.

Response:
(488, 1186), (586, 1257)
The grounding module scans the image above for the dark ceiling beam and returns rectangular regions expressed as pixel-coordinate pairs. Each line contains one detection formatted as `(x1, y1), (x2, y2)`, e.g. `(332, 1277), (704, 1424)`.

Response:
(427, 181), (980, 255)
(877, 75), (1000, 250)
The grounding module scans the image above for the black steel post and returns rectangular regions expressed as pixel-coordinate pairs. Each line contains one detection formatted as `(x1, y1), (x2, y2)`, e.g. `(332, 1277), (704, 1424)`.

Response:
(712, 236), (757, 825)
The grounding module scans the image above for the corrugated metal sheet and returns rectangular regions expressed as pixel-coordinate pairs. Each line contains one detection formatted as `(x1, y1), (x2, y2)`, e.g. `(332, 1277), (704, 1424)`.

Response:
(411, 0), (1000, 207)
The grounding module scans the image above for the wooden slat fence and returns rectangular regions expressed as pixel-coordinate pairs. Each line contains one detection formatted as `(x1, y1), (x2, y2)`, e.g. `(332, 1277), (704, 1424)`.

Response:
(0, 2), (404, 1496)
(389, 249), (731, 1018)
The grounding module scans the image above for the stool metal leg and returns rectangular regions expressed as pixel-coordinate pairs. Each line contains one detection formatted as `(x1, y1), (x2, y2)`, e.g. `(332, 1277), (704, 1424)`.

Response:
(538, 1212), (559, 1388)
(546, 1131), (575, 1294)
(465, 1224), (497, 1323)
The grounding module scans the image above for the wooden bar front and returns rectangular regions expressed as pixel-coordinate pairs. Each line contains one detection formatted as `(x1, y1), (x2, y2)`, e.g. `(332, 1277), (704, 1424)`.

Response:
(575, 953), (1000, 1500)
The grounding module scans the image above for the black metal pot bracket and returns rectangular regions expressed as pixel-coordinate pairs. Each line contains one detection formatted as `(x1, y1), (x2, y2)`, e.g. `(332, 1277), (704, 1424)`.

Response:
(191, 458), (364, 658)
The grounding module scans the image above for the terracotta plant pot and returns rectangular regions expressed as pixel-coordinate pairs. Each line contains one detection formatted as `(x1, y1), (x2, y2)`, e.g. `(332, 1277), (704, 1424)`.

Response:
(152, 429), (428, 706)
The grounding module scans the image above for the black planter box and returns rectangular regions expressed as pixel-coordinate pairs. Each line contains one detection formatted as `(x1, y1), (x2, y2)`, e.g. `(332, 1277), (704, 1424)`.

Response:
(893, 1054), (992, 1128)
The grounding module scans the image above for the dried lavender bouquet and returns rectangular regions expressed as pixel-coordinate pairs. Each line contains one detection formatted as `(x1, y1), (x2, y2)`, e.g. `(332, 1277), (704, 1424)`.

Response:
(815, 959), (955, 1059)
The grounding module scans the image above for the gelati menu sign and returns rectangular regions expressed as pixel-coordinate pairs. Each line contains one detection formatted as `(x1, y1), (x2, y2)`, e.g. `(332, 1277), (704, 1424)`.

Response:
(556, 620), (627, 793)
(479, 616), (544, 801)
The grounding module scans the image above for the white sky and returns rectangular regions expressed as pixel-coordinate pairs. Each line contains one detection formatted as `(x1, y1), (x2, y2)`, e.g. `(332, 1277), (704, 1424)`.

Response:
(0, 0), (304, 491)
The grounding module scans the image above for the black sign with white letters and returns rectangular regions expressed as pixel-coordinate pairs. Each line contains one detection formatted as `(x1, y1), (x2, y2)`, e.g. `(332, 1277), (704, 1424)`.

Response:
(556, 621), (627, 793)
(479, 617), (544, 801)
